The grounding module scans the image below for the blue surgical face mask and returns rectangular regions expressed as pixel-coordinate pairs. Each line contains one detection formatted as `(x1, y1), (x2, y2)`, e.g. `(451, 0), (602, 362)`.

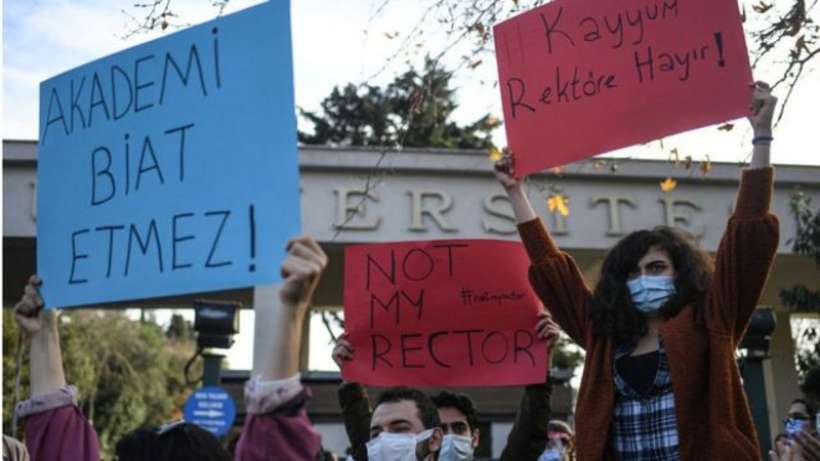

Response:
(439, 434), (474, 461)
(784, 417), (810, 436)
(627, 275), (675, 313)
(540, 448), (563, 461)
(540, 437), (566, 461)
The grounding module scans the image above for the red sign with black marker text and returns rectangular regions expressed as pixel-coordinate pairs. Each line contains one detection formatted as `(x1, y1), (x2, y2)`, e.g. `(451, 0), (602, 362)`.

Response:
(343, 240), (547, 387)
(494, 0), (753, 176)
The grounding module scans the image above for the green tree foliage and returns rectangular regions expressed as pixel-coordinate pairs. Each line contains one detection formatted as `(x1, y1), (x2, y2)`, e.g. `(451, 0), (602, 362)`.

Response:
(2, 310), (200, 458)
(779, 192), (820, 379)
(167, 313), (195, 341)
(298, 58), (501, 149)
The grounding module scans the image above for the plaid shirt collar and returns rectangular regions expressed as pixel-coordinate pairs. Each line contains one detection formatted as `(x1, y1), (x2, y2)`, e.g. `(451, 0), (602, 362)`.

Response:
(611, 337), (681, 460)
(613, 337), (672, 399)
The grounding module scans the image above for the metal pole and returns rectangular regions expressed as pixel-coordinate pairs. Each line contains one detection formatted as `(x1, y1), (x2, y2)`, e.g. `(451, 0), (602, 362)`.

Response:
(741, 354), (772, 457)
(202, 352), (225, 387)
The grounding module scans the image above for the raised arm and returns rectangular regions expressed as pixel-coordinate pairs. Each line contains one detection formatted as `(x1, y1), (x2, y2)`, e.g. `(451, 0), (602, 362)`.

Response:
(500, 311), (560, 461)
(708, 82), (780, 342)
(235, 237), (326, 461)
(495, 155), (594, 348)
(15, 276), (66, 396)
(332, 337), (371, 461)
(14, 275), (100, 461)
(253, 236), (327, 381)
(748, 81), (775, 170)
(494, 154), (538, 223)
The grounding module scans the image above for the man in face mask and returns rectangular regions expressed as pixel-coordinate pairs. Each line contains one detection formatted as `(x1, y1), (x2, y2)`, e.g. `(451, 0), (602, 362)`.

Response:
(367, 387), (443, 461)
(431, 392), (480, 461)
(335, 311), (560, 461)
(538, 420), (574, 461)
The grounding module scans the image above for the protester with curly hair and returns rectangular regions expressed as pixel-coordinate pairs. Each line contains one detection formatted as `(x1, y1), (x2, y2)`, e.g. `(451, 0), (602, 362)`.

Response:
(494, 81), (780, 460)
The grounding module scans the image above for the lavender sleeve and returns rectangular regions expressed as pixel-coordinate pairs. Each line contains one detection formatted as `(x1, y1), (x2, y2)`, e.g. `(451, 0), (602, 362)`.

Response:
(234, 374), (322, 461)
(16, 386), (100, 461)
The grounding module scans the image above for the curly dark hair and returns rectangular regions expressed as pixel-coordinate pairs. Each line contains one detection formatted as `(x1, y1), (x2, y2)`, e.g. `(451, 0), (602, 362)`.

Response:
(431, 391), (479, 431)
(376, 387), (441, 430)
(115, 423), (231, 461)
(590, 226), (712, 346)
(791, 398), (817, 418)
(801, 367), (820, 400)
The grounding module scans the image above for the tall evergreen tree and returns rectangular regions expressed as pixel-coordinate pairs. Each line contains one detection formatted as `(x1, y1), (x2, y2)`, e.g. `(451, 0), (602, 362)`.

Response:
(299, 57), (501, 149)
(779, 192), (820, 379)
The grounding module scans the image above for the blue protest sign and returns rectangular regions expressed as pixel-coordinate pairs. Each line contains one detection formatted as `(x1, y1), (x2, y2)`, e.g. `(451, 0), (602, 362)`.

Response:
(36, 1), (300, 308)
(183, 386), (237, 438)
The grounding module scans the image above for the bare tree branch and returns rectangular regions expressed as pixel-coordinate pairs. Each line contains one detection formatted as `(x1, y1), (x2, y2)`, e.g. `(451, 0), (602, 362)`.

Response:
(749, 0), (819, 123)
(118, 0), (820, 344)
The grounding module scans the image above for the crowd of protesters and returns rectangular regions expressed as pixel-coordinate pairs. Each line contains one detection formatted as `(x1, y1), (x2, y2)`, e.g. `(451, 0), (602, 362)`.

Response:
(4, 82), (820, 461)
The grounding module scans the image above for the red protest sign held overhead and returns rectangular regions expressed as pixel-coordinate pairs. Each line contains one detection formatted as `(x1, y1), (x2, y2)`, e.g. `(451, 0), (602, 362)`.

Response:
(343, 240), (547, 387)
(494, 0), (753, 176)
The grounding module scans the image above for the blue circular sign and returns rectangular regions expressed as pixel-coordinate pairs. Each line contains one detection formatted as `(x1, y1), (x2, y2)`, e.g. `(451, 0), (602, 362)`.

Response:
(183, 386), (237, 437)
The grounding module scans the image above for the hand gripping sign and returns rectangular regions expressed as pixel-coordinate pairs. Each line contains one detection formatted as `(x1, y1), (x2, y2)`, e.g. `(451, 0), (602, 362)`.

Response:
(343, 240), (547, 387)
(494, 0), (753, 176)
(37, 2), (300, 307)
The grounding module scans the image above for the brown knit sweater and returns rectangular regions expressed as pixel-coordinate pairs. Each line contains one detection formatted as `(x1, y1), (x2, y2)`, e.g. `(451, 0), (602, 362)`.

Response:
(516, 168), (779, 461)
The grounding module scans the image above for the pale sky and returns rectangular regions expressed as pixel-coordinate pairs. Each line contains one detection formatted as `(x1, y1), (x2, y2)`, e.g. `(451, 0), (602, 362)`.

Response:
(3, 0), (819, 370)
(4, 0), (820, 164)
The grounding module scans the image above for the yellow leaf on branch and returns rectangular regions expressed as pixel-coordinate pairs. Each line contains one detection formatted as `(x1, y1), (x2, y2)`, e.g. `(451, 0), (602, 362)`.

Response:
(548, 166), (565, 176)
(752, 1), (772, 13)
(660, 177), (678, 192)
(700, 155), (713, 176)
(669, 147), (680, 165)
(547, 194), (570, 217)
(488, 147), (503, 161)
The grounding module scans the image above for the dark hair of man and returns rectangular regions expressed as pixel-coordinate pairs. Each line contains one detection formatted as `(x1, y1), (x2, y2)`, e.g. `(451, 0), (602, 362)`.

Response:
(791, 398), (817, 417)
(801, 367), (820, 400)
(548, 419), (574, 436)
(431, 391), (479, 431)
(317, 448), (338, 461)
(590, 226), (713, 346)
(114, 423), (231, 461)
(376, 387), (442, 429)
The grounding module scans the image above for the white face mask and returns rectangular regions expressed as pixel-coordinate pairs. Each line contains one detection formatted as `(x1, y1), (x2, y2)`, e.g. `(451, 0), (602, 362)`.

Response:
(367, 428), (435, 461)
(439, 434), (474, 461)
